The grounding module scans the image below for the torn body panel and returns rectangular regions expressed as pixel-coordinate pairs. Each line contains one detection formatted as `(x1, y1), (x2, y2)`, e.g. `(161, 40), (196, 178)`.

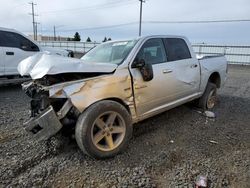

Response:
(22, 67), (137, 140)
(44, 68), (136, 119)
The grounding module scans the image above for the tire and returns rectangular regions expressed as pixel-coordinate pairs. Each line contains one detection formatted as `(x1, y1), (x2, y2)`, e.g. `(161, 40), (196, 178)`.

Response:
(197, 82), (217, 110)
(75, 100), (133, 159)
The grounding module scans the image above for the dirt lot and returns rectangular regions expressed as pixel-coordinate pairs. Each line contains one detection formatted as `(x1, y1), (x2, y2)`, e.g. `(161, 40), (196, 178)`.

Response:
(0, 65), (249, 188)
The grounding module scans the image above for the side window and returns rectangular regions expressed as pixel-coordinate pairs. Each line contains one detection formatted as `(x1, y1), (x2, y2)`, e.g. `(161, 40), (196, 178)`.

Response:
(0, 31), (9, 47)
(0, 31), (39, 52)
(164, 38), (191, 61)
(2, 32), (20, 48)
(136, 38), (167, 65)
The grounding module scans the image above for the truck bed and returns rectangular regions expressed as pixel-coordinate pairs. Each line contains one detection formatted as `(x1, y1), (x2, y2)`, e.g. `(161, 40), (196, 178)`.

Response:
(198, 55), (227, 92)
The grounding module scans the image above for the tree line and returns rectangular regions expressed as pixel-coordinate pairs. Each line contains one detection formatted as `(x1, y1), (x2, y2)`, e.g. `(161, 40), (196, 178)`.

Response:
(67, 32), (112, 42)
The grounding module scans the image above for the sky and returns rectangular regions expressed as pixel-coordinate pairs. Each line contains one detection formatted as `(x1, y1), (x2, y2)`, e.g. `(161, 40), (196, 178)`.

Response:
(0, 0), (250, 44)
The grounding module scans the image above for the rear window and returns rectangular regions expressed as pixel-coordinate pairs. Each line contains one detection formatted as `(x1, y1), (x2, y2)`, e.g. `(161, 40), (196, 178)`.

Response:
(164, 38), (191, 61)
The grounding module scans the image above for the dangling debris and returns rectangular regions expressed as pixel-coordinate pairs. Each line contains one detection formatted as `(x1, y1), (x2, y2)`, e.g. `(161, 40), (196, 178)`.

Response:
(209, 140), (218, 144)
(193, 109), (216, 119)
(204, 111), (216, 118)
(195, 175), (208, 188)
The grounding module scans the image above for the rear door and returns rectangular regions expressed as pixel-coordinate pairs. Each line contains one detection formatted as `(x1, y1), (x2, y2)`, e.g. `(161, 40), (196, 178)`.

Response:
(163, 38), (200, 97)
(0, 48), (4, 76)
(0, 31), (39, 75)
(0, 33), (5, 75)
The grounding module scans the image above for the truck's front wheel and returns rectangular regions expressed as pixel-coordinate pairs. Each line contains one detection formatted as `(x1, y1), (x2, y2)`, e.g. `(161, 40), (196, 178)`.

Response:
(75, 100), (132, 159)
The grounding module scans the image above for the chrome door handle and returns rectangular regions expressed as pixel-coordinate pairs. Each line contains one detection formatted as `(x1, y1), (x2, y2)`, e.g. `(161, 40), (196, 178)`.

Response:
(162, 69), (172, 74)
(6, 51), (14, 55)
(191, 64), (198, 68)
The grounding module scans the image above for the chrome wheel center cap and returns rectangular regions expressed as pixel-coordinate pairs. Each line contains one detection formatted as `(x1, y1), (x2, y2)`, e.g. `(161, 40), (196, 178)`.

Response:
(104, 127), (110, 132)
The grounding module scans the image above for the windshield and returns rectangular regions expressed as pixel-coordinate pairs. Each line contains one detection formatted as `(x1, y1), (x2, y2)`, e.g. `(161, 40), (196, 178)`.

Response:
(81, 40), (138, 64)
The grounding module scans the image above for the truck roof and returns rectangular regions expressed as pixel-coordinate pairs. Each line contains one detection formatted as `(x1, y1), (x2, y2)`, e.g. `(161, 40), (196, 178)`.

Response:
(105, 35), (188, 44)
(140, 35), (186, 38)
(0, 27), (31, 39)
(0, 27), (20, 33)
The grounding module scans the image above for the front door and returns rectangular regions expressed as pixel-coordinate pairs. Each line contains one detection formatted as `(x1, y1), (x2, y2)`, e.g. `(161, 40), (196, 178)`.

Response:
(130, 38), (181, 117)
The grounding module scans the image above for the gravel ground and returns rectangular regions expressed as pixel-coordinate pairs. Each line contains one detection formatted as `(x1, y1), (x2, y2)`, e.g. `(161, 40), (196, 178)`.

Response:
(0, 65), (249, 188)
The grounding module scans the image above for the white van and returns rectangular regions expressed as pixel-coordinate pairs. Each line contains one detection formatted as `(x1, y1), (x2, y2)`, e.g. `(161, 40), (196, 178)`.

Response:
(0, 27), (70, 77)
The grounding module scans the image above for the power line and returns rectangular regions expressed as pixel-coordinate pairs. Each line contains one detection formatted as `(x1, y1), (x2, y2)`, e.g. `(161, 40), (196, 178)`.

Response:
(56, 22), (138, 32)
(144, 19), (250, 24)
(40, 0), (136, 14)
(12, 3), (26, 9)
(53, 19), (250, 33)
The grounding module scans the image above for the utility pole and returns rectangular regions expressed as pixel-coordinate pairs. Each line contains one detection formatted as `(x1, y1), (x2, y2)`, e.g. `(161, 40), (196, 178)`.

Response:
(35, 22), (40, 40)
(29, 2), (38, 40)
(53, 25), (64, 41)
(139, 0), (145, 36)
(53, 25), (56, 41)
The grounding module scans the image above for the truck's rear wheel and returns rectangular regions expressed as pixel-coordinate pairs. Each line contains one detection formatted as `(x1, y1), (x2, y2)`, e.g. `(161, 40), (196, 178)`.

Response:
(75, 100), (132, 159)
(197, 82), (217, 110)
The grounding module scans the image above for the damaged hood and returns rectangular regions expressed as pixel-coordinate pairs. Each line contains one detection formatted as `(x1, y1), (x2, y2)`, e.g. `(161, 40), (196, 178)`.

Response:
(40, 46), (69, 57)
(18, 52), (118, 79)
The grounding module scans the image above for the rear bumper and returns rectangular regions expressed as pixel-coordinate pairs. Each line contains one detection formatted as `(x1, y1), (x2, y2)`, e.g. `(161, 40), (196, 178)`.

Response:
(24, 106), (63, 141)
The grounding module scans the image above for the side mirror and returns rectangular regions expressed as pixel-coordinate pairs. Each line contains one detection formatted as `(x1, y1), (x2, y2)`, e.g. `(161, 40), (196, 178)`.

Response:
(132, 58), (153, 82)
(132, 58), (145, 68)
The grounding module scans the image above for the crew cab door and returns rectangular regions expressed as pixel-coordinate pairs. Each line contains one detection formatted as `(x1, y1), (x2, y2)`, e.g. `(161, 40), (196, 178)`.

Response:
(0, 31), (39, 76)
(163, 38), (200, 97)
(0, 33), (5, 75)
(130, 37), (200, 118)
(0, 48), (4, 76)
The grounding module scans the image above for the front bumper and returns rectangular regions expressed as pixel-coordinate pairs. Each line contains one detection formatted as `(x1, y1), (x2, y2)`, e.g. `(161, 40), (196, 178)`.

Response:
(24, 106), (63, 141)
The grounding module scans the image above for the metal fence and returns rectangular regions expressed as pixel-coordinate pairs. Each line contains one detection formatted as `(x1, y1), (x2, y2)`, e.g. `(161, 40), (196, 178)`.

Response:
(192, 44), (250, 65)
(38, 41), (250, 65)
(38, 41), (99, 53)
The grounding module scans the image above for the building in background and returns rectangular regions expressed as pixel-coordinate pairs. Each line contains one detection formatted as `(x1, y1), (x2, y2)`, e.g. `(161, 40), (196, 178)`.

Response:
(28, 34), (73, 41)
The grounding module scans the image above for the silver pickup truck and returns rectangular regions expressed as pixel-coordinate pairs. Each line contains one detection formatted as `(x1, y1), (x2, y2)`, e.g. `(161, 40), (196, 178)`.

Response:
(18, 35), (227, 159)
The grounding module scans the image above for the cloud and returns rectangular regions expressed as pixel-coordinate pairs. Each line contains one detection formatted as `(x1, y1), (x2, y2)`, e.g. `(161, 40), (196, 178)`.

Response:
(0, 0), (250, 44)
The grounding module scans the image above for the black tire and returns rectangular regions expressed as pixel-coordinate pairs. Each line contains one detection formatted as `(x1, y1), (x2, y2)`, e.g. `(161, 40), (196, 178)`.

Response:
(75, 100), (132, 159)
(197, 82), (217, 110)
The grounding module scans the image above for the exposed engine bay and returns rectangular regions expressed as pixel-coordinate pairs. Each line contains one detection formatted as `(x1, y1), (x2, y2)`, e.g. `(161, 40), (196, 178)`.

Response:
(35, 72), (107, 86)
(22, 80), (80, 139)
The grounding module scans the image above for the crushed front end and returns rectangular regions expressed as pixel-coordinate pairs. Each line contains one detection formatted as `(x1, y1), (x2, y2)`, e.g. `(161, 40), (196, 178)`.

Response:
(22, 81), (78, 141)
(18, 53), (128, 141)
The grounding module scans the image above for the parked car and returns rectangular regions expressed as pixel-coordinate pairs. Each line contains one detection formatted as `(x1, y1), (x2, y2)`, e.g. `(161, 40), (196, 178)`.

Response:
(0, 27), (71, 77)
(19, 35), (227, 159)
